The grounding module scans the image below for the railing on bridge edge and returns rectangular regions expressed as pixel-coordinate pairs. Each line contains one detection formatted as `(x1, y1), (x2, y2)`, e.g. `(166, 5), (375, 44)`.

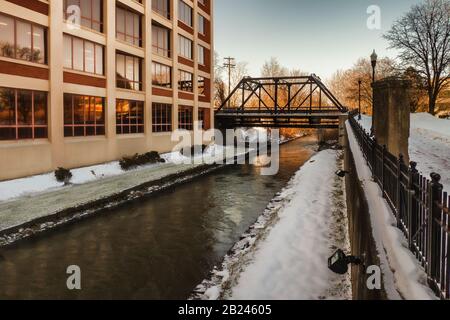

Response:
(349, 114), (450, 300)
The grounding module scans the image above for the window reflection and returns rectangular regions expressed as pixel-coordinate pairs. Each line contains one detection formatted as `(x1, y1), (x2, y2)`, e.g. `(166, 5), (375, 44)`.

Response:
(0, 13), (47, 64)
(0, 87), (48, 140)
(64, 93), (105, 137)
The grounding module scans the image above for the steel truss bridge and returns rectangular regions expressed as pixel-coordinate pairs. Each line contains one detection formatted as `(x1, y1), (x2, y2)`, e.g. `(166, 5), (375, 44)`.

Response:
(215, 74), (348, 129)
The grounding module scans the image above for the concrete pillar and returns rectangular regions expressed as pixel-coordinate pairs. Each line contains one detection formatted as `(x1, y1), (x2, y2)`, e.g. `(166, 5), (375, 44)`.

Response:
(372, 77), (411, 163)
(339, 114), (349, 148)
(49, 1), (65, 168)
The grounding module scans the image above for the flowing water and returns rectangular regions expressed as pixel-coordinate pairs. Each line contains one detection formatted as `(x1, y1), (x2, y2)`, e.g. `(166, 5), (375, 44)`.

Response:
(0, 136), (317, 300)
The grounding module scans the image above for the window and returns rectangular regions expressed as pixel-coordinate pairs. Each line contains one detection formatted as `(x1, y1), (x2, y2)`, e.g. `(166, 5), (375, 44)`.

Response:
(178, 106), (193, 131)
(152, 62), (172, 88)
(0, 88), (48, 140)
(198, 14), (205, 34)
(116, 52), (143, 91)
(64, 93), (105, 137)
(152, 103), (172, 133)
(64, 0), (103, 32)
(0, 14), (47, 64)
(152, 24), (170, 57)
(116, 99), (144, 134)
(178, 70), (193, 92)
(178, 35), (192, 59)
(198, 76), (205, 95)
(178, 1), (192, 27)
(63, 34), (104, 75)
(198, 45), (205, 65)
(152, 0), (170, 19)
(116, 7), (142, 47)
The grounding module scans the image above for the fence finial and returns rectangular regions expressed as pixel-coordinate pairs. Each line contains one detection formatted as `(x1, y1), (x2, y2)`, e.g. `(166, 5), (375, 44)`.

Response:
(430, 173), (442, 184)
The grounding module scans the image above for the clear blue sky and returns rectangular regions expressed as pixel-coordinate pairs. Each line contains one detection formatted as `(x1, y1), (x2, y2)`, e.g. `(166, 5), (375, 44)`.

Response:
(214, 0), (422, 79)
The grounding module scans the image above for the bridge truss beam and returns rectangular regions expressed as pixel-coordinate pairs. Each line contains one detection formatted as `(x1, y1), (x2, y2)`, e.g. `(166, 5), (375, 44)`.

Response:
(216, 75), (348, 129)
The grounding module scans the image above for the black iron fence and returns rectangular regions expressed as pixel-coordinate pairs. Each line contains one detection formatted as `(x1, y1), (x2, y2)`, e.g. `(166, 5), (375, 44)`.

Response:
(349, 115), (450, 300)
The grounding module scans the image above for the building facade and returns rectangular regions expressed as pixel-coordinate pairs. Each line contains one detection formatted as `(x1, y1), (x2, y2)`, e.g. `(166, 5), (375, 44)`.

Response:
(0, 0), (214, 181)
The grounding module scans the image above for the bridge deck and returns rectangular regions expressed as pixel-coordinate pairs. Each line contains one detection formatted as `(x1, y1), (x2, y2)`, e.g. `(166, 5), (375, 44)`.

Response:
(215, 110), (348, 129)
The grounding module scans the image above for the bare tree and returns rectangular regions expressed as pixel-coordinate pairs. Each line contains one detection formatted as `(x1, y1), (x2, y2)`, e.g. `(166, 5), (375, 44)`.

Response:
(213, 52), (226, 108)
(328, 57), (398, 114)
(384, 0), (450, 115)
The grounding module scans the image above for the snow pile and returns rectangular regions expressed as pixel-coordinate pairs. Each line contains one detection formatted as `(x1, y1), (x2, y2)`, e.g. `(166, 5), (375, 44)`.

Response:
(194, 150), (352, 300)
(0, 162), (125, 202)
(411, 113), (450, 137)
(236, 128), (269, 144)
(346, 121), (437, 300)
(357, 114), (450, 191)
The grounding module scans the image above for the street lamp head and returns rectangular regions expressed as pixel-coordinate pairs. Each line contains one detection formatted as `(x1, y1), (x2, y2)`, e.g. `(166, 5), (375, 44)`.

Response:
(371, 50), (378, 66)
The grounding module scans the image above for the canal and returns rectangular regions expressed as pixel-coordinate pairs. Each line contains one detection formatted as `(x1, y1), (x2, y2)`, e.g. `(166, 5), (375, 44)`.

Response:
(0, 136), (317, 300)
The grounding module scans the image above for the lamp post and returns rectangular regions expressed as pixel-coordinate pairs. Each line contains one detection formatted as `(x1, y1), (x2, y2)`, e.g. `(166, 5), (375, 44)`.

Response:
(358, 79), (362, 120)
(370, 50), (378, 136)
(371, 50), (378, 83)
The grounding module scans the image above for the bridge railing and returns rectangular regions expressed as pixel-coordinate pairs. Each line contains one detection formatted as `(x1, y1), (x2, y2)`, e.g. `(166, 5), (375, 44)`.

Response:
(349, 114), (450, 300)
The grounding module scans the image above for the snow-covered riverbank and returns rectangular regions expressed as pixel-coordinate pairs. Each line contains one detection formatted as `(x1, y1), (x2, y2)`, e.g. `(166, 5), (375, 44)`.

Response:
(357, 113), (450, 191)
(0, 145), (230, 203)
(193, 149), (352, 300)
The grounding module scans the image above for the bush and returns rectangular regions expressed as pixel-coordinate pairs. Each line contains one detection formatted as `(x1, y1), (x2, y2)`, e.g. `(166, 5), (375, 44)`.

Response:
(180, 145), (208, 157)
(120, 151), (165, 171)
(55, 167), (73, 184)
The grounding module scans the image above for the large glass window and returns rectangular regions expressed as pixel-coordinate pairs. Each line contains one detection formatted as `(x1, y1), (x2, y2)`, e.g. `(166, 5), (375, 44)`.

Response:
(198, 14), (205, 34)
(152, 62), (172, 88)
(63, 34), (104, 75)
(178, 1), (192, 27)
(64, 93), (105, 137)
(152, 24), (170, 57)
(0, 88), (48, 140)
(198, 45), (205, 65)
(178, 35), (192, 59)
(178, 70), (193, 92)
(152, 0), (170, 19)
(198, 107), (210, 130)
(0, 14), (47, 64)
(178, 106), (193, 131)
(116, 7), (142, 47)
(198, 76), (205, 95)
(116, 99), (144, 134)
(116, 52), (143, 91)
(64, 0), (103, 32)
(152, 103), (172, 133)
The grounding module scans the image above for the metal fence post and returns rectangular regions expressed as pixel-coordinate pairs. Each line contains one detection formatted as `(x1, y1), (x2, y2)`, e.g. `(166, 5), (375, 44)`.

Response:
(381, 145), (386, 196)
(372, 138), (377, 180)
(428, 173), (443, 287)
(408, 162), (419, 250)
(396, 154), (404, 226)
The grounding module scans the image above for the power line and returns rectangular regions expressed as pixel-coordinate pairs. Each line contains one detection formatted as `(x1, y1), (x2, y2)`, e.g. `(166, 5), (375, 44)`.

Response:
(223, 57), (236, 107)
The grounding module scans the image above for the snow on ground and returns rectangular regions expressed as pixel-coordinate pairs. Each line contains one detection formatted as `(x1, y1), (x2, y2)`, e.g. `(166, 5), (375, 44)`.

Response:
(0, 145), (233, 203)
(346, 121), (437, 300)
(194, 150), (352, 300)
(357, 114), (450, 191)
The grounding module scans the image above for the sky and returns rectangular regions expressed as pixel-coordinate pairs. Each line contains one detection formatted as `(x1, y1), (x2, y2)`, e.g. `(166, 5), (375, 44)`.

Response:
(214, 0), (422, 80)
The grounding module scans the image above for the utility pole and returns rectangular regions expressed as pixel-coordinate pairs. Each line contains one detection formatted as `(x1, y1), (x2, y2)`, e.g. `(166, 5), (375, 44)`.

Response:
(223, 57), (236, 107)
